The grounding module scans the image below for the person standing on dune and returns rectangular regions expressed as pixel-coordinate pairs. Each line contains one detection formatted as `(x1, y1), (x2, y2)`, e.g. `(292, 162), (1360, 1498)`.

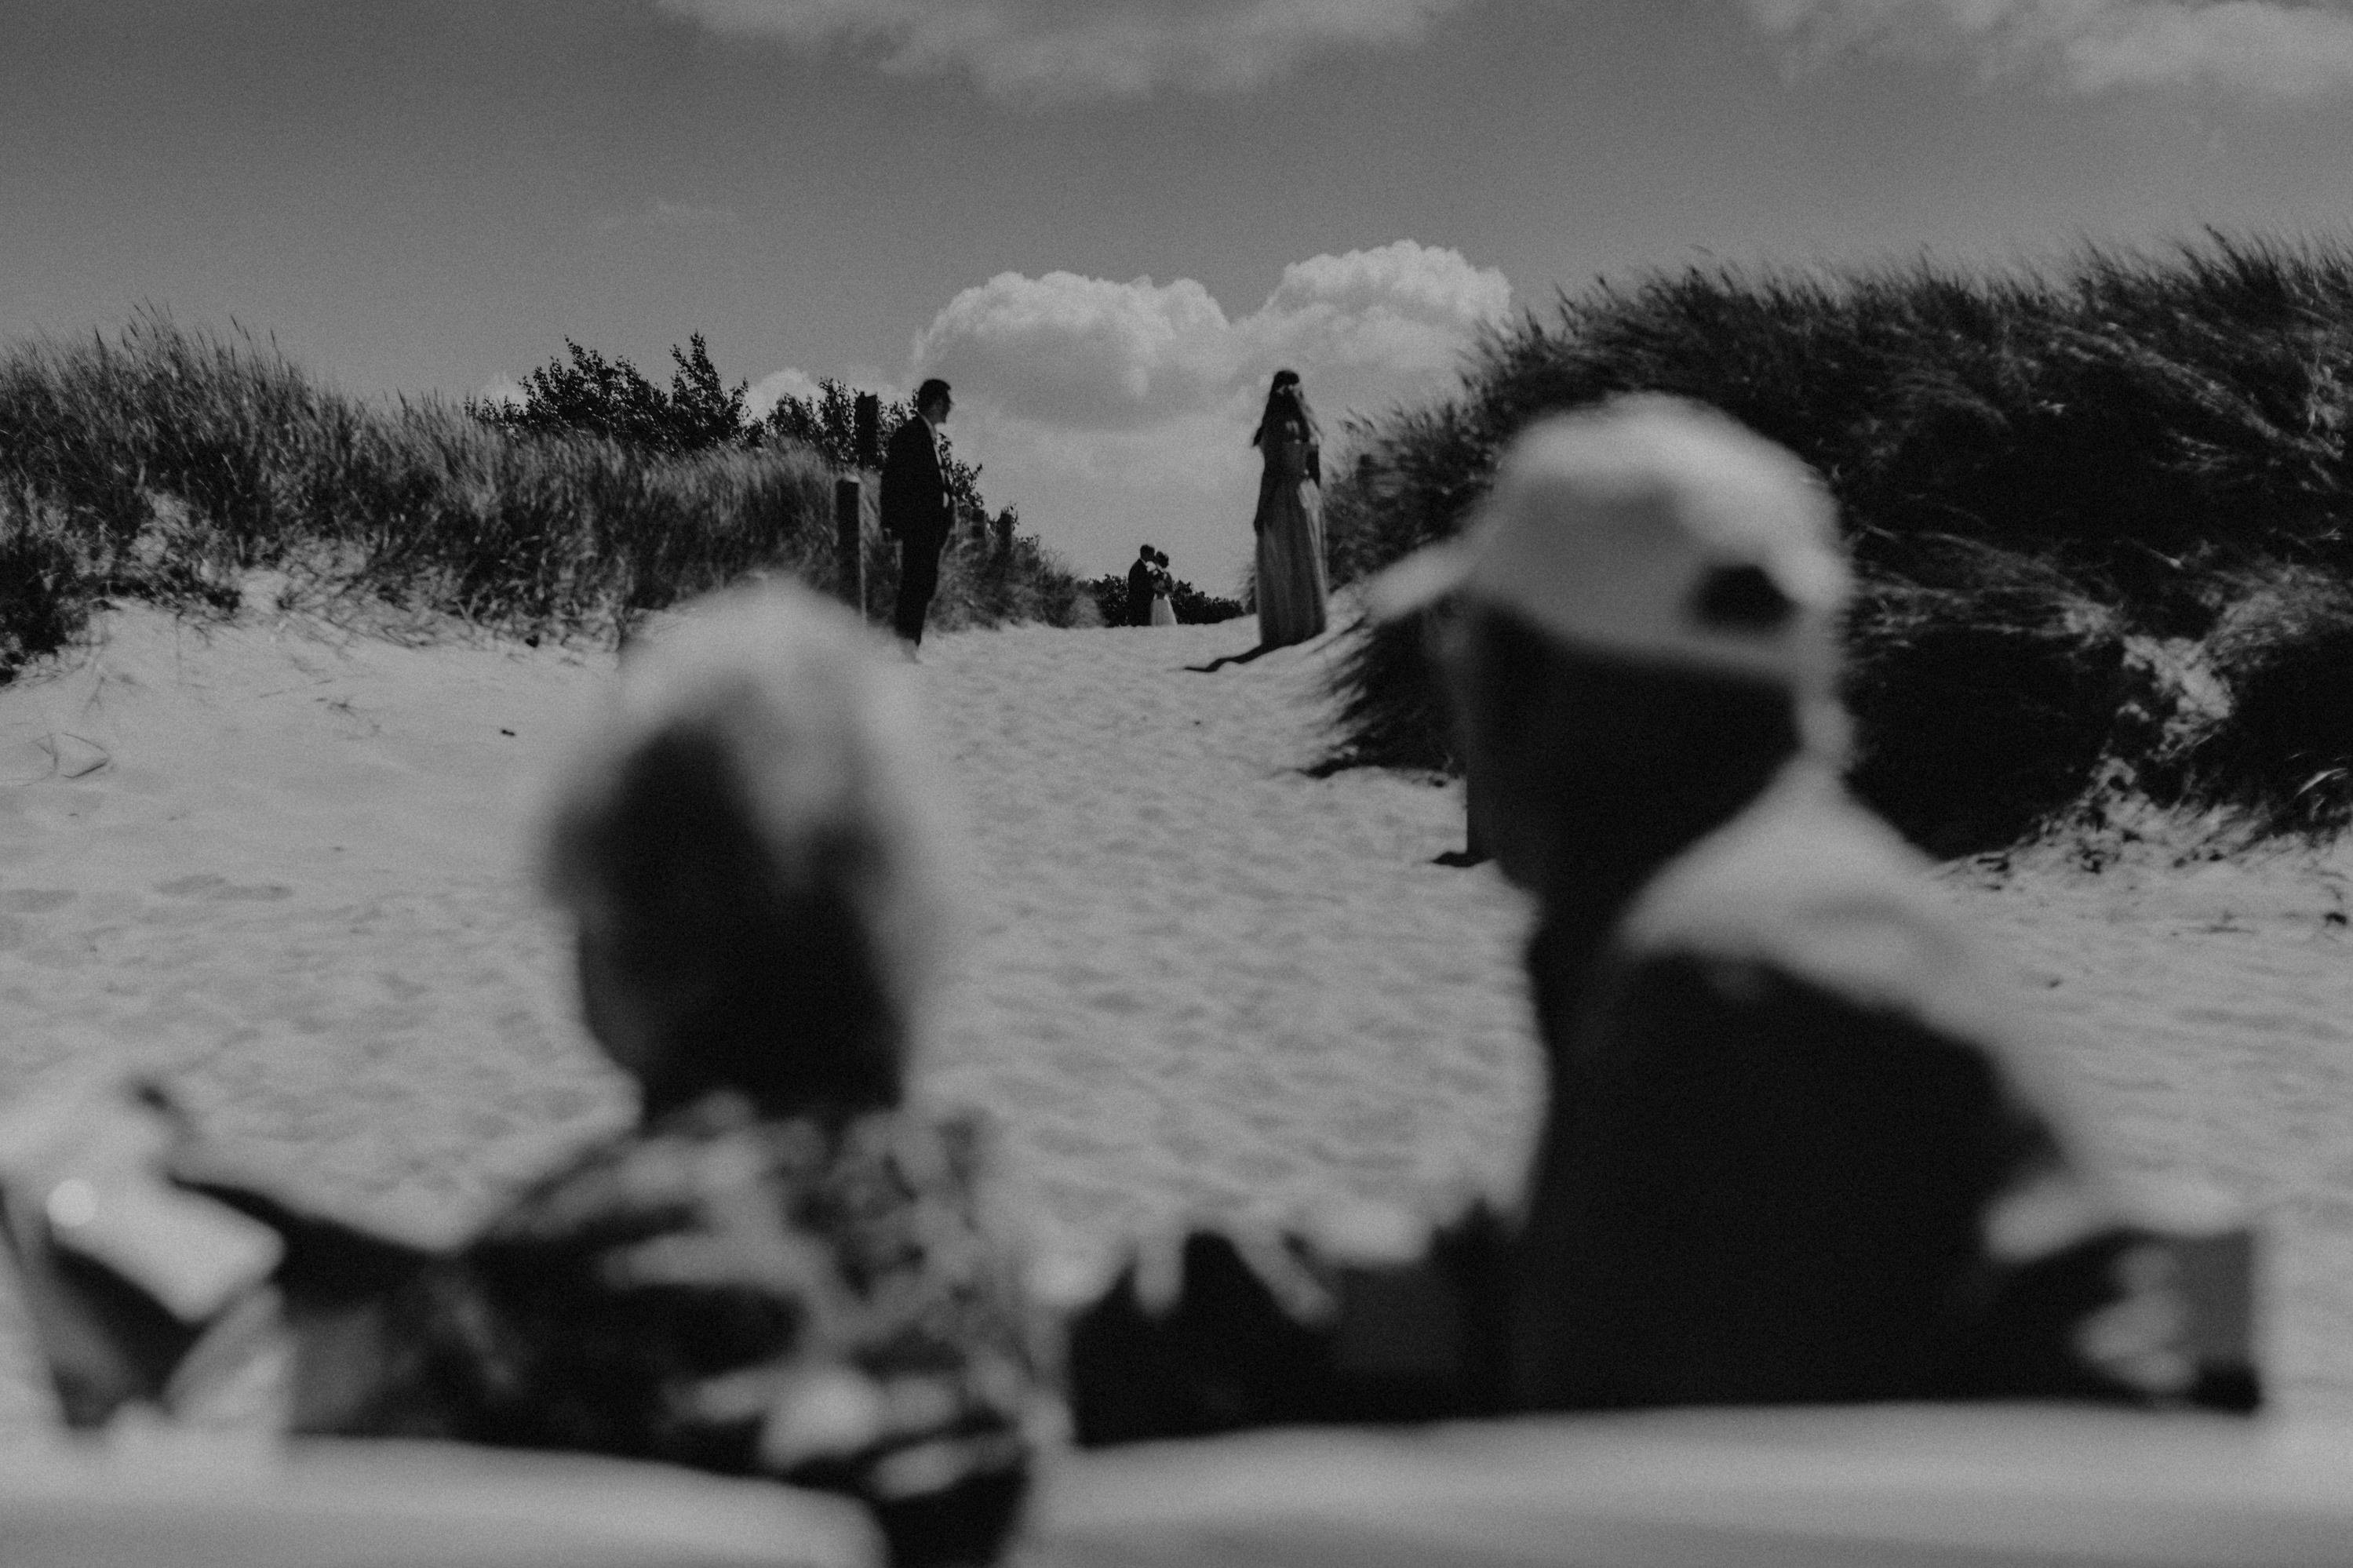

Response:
(1248, 370), (1328, 651)
(882, 379), (956, 662)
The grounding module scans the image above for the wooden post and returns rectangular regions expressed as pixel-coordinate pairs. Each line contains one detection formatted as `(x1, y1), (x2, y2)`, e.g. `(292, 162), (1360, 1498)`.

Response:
(834, 475), (864, 616)
(854, 395), (880, 471)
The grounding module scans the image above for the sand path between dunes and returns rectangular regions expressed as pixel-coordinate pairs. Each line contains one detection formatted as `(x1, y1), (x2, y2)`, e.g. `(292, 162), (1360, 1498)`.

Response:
(0, 592), (2351, 1428)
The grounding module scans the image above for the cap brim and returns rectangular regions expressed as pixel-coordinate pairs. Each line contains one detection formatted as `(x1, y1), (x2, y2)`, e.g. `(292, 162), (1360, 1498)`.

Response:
(1366, 540), (1475, 624)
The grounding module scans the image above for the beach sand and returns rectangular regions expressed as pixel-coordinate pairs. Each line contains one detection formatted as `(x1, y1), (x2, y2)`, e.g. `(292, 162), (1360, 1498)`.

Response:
(0, 584), (2348, 1429)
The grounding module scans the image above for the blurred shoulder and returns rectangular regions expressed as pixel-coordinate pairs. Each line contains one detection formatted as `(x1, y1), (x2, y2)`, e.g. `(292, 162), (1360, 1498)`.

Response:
(1618, 762), (2026, 1048)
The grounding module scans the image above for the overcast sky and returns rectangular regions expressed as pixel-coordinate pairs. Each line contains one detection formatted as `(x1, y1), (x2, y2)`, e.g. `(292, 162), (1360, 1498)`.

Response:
(9, 0), (2353, 585)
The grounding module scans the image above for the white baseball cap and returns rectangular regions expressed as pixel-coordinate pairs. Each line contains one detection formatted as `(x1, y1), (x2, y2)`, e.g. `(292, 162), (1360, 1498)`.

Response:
(1368, 395), (1851, 694)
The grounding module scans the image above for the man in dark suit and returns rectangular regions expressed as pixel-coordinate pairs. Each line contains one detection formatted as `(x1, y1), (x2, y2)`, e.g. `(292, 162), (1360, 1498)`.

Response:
(1125, 544), (1158, 627)
(880, 378), (956, 660)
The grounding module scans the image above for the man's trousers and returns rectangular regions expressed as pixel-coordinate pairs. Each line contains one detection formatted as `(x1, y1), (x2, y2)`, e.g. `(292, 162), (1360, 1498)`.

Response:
(894, 533), (946, 643)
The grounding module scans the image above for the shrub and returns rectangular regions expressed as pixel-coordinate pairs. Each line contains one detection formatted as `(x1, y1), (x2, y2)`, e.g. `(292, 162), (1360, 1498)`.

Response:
(1311, 610), (1455, 777)
(925, 527), (1094, 631)
(1316, 232), (2353, 847)
(1841, 541), (2133, 857)
(0, 315), (1107, 661)
(466, 333), (752, 456)
(2169, 566), (2353, 837)
(0, 492), (97, 683)
(1171, 578), (1248, 625)
(0, 315), (838, 651)
(1085, 572), (1250, 627)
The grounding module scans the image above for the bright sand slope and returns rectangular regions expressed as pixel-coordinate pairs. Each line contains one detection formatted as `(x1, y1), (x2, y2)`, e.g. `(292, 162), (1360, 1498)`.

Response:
(0, 588), (2349, 1424)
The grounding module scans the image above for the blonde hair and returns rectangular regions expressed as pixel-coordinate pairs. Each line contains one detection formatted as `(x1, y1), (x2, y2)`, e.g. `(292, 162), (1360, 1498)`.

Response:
(540, 580), (960, 1115)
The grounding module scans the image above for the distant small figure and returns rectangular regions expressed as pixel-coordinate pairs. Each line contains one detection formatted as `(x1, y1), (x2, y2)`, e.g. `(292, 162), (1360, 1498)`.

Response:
(881, 378), (956, 662)
(1125, 544), (1158, 628)
(1149, 550), (1178, 628)
(1249, 369), (1328, 650)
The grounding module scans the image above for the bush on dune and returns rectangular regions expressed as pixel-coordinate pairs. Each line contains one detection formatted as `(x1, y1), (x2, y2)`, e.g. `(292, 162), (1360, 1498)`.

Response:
(1317, 233), (2353, 849)
(1841, 540), (2133, 857)
(0, 493), (105, 678)
(0, 315), (1095, 682)
(1082, 573), (1248, 628)
(1311, 611), (1455, 778)
(2166, 566), (2353, 839)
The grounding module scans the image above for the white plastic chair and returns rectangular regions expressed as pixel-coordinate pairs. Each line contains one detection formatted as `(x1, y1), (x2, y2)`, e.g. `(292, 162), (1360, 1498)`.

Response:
(0, 1433), (880, 1568)
(1029, 1405), (2353, 1567)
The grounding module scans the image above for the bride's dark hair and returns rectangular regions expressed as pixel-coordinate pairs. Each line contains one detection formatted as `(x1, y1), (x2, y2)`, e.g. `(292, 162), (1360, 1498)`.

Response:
(1251, 369), (1320, 448)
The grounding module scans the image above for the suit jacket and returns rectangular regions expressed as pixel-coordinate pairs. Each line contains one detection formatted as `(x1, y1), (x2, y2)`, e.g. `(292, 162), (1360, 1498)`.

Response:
(879, 416), (952, 549)
(1125, 559), (1157, 625)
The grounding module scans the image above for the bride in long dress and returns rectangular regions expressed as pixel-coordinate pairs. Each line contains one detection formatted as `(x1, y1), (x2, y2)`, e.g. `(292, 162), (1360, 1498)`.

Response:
(1249, 370), (1328, 650)
(1149, 550), (1178, 627)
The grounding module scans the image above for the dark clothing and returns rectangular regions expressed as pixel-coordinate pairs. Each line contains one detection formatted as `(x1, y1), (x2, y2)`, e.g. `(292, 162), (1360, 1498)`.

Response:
(292, 1095), (1043, 1568)
(1125, 559), (1156, 627)
(880, 418), (951, 548)
(3, 1089), (1044, 1568)
(1068, 762), (2261, 1443)
(1251, 429), (1327, 649)
(881, 417), (952, 645)
(894, 531), (947, 645)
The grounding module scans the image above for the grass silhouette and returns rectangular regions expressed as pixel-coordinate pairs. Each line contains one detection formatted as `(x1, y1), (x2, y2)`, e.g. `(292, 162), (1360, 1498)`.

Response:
(1318, 232), (2353, 849)
(0, 311), (1091, 676)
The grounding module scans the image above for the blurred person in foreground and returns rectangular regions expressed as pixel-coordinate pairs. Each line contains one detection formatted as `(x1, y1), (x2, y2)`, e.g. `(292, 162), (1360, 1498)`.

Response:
(0, 583), (1046, 1568)
(1065, 394), (2261, 1439)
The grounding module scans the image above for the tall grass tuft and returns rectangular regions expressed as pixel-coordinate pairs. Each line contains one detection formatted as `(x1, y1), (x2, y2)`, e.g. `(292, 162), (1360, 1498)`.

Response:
(0, 312), (1087, 682)
(1841, 540), (2133, 856)
(2168, 566), (2353, 837)
(1317, 233), (2353, 848)
(1311, 612), (1455, 778)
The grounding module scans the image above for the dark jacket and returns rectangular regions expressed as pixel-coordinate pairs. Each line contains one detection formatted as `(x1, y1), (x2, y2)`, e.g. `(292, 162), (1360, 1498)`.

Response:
(880, 417), (952, 549)
(1125, 559), (1157, 626)
(1068, 763), (2261, 1442)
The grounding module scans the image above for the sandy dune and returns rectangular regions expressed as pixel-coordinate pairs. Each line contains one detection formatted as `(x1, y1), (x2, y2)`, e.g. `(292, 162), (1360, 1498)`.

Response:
(0, 584), (2349, 1432)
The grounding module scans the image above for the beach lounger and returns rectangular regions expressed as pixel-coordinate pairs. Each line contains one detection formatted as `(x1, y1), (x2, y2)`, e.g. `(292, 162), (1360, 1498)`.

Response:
(1031, 1405), (2353, 1566)
(0, 1433), (881, 1568)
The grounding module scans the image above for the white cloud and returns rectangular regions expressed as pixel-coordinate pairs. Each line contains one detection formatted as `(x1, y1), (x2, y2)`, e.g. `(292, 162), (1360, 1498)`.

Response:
(1246, 240), (1516, 420)
(912, 241), (1509, 433)
(1738, 0), (2353, 98)
(913, 271), (1237, 429)
(471, 374), (527, 409)
(652, 0), (1474, 104)
(872, 242), (1510, 582)
(745, 366), (828, 419)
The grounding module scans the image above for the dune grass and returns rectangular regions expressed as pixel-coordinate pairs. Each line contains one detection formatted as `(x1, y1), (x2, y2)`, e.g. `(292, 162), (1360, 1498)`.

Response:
(0, 311), (1091, 680)
(1319, 233), (2353, 850)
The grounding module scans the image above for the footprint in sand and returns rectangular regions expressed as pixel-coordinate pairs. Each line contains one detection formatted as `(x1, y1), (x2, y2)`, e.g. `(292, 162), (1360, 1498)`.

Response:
(153, 874), (295, 902)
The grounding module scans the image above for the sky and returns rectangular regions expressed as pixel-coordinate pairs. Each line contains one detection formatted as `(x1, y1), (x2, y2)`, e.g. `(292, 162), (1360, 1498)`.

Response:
(9, 1), (2353, 589)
